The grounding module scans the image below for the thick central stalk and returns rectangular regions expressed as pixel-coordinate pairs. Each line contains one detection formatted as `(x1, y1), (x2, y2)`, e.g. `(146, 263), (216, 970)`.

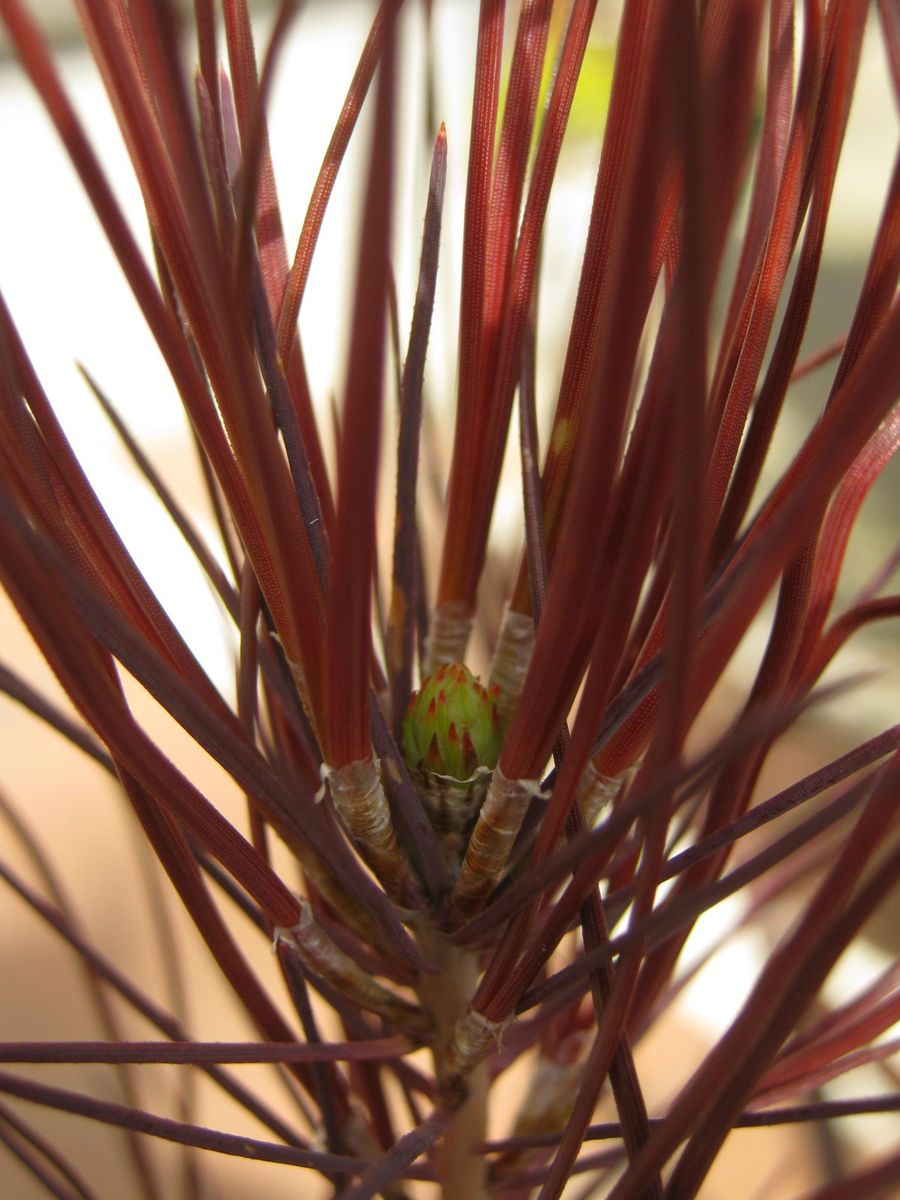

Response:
(417, 930), (488, 1200)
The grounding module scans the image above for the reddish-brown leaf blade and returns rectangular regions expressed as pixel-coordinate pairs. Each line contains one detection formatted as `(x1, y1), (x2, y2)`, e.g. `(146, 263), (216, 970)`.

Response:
(276, 0), (391, 364)
(387, 123), (447, 735)
(0, 1039), (411, 1066)
(324, 2), (398, 766)
(0, 1071), (360, 1174)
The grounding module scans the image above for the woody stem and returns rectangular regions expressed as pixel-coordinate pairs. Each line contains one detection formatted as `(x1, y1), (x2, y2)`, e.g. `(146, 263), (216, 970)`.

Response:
(417, 929), (488, 1200)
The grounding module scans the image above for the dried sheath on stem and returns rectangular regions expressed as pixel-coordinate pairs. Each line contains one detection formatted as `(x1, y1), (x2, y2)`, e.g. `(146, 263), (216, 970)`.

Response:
(452, 767), (542, 917)
(425, 600), (474, 673)
(488, 604), (535, 727)
(277, 899), (431, 1038)
(322, 756), (421, 909)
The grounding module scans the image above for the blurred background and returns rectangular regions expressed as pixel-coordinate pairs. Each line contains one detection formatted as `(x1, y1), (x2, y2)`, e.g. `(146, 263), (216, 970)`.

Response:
(0, 2), (897, 1196)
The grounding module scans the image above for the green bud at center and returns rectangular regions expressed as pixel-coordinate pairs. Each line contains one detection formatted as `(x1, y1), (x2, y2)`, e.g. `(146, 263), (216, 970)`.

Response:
(403, 662), (502, 783)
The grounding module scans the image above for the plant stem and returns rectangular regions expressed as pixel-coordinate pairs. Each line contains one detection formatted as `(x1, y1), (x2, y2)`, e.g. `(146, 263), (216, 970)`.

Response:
(417, 930), (488, 1200)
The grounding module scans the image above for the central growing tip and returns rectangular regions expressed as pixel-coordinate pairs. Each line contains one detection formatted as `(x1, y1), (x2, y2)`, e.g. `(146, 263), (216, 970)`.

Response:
(403, 662), (502, 805)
